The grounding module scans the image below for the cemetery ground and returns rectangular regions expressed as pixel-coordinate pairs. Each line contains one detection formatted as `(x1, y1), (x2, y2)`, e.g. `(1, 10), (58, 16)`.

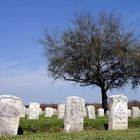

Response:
(1, 115), (140, 140)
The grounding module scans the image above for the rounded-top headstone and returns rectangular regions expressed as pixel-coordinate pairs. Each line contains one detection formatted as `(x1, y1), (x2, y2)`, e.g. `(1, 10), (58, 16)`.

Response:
(28, 102), (40, 119)
(0, 95), (22, 136)
(86, 105), (96, 119)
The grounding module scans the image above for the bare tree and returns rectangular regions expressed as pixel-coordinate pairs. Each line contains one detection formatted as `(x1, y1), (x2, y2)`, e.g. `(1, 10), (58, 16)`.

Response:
(40, 12), (140, 112)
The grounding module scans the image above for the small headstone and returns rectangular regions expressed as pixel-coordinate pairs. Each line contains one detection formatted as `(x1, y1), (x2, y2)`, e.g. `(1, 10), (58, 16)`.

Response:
(53, 108), (57, 115)
(106, 110), (109, 115)
(127, 109), (131, 117)
(97, 108), (104, 117)
(0, 95), (22, 136)
(28, 102), (40, 119)
(84, 108), (87, 117)
(57, 104), (65, 119)
(39, 108), (42, 115)
(26, 108), (29, 115)
(108, 95), (128, 130)
(45, 107), (54, 117)
(64, 96), (85, 132)
(86, 105), (96, 119)
(132, 107), (139, 118)
(20, 106), (26, 118)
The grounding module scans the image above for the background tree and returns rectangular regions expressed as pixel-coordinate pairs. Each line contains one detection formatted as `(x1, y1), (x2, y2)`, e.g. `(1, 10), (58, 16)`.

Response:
(40, 12), (140, 112)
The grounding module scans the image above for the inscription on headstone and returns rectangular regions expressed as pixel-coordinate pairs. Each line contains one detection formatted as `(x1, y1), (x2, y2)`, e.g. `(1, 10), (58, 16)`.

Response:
(108, 95), (128, 130)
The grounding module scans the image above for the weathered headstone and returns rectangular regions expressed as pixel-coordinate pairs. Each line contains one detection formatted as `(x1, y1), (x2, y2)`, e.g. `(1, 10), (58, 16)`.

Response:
(0, 95), (22, 136)
(127, 109), (131, 117)
(45, 107), (54, 117)
(132, 107), (139, 118)
(20, 106), (26, 118)
(64, 96), (85, 132)
(97, 108), (104, 117)
(57, 104), (65, 119)
(108, 95), (128, 130)
(28, 102), (40, 119)
(86, 105), (96, 119)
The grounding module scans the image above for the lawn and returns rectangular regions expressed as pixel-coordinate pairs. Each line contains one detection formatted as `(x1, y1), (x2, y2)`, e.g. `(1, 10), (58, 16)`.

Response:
(1, 115), (140, 140)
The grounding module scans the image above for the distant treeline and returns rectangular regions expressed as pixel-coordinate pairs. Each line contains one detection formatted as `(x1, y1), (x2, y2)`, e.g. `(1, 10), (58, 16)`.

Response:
(25, 100), (140, 110)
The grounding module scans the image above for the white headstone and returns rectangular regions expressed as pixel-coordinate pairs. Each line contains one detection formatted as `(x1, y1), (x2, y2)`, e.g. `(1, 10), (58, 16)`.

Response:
(45, 107), (54, 117)
(84, 108), (87, 117)
(97, 108), (104, 117)
(0, 95), (22, 136)
(127, 109), (131, 117)
(108, 95), (128, 130)
(106, 110), (109, 115)
(39, 108), (42, 115)
(26, 108), (29, 115)
(132, 107), (139, 118)
(53, 108), (57, 115)
(20, 106), (26, 118)
(28, 102), (40, 119)
(64, 96), (85, 132)
(57, 104), (65, 119)
(86, 105), (96, 119)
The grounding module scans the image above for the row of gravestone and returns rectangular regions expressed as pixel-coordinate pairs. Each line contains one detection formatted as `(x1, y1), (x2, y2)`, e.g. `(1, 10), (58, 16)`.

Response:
(0, 94), (140, 136)
(21, 104), (140, 120)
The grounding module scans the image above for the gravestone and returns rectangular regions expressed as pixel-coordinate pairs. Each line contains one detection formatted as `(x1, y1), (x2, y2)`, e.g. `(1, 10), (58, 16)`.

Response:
(84, 108), (87, 117)
(28, 102), (40, 119)
(132, 107), (139, 118)
(25, 108), (29, 115)
(53, 108), (57, 115)
(57, 104), (65, 119)
(45, 107), (54, 117)
(127, 109), (131, 117)
(39, 108), (42, 115)
(86, 105), (96, 119)
(20, 106), (26, 118)
(108, 95), (128, 130)
(97, 108), (104, 117)
(64, 96), (85, 132)
(0, 95), (22, 136)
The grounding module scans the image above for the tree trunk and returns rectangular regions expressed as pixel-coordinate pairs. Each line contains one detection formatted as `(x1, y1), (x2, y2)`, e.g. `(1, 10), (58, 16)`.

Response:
(101, 87), (108, 113)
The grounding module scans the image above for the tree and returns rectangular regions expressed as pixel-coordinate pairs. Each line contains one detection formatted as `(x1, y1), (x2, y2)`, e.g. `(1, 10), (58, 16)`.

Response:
(40, 12), (140, 112)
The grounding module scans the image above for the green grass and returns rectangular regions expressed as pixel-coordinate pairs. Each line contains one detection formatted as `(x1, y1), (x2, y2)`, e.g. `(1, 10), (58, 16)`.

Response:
(1, 115), (140, 140)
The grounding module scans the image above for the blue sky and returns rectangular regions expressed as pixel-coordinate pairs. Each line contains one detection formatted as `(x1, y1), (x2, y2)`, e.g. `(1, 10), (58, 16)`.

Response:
(0, 0), (140, 105)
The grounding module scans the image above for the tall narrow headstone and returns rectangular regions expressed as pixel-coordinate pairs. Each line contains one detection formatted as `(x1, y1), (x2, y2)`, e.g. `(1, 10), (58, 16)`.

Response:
(0, 95), (22, 136)
(97, 108), (104, 117)
(86, 105), (96, 119)
(57, 104), (65, 119)
(108, 95), (128, 130)
(45, 107), (54, 117)
(28, 102), (40, 119)
(132, 107), (139, 118)
(64, 96), (85, 132)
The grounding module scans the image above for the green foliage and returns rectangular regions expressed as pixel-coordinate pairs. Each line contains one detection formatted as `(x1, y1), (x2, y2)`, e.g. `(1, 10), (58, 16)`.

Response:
(1, 116), (140, 140)
(19, 116), (64, 134)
